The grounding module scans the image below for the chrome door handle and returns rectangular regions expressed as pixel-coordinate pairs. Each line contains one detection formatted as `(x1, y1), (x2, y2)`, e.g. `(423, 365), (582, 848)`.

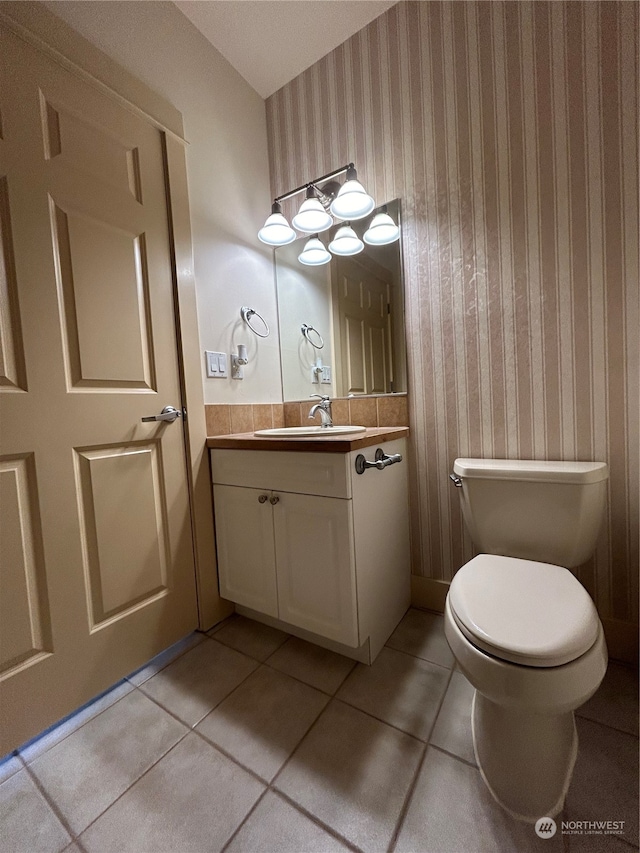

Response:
(269, 495), (280, 505)
(141, 405), (182, 423)
(258, 494), (268, 503)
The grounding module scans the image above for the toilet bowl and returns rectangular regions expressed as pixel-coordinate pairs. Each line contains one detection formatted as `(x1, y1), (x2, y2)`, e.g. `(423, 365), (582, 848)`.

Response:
(444, 555), (607, 821)
(445, 458), (609, 823)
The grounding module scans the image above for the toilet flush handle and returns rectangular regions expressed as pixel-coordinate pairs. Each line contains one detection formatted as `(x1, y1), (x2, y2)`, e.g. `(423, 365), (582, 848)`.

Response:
(449, 473), (463, 488)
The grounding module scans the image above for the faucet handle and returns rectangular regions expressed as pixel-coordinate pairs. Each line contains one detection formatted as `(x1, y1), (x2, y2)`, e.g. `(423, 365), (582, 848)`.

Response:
(309, 394), (330, 401)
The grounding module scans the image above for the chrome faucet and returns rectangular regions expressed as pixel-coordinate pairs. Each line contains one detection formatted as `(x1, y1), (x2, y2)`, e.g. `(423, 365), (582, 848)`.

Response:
(308, 394), (333, 428)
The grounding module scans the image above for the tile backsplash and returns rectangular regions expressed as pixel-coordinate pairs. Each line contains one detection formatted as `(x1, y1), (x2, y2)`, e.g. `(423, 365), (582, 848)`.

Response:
(205, 394), (408, 436)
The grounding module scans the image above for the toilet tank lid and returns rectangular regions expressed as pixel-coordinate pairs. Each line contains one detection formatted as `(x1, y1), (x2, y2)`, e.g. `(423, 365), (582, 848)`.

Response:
(452, 458), (608, 484)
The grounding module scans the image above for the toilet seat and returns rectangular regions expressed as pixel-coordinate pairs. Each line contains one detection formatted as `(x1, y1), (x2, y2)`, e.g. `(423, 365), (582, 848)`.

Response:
(449, 555), (600, 667)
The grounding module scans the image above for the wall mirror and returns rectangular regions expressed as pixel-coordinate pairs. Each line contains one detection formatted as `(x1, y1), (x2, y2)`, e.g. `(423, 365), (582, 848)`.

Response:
(274, 199), (406, 402)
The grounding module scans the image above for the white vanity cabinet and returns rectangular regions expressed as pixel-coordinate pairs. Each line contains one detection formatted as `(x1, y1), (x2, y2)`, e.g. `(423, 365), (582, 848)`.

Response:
(210, 436), (410, 662)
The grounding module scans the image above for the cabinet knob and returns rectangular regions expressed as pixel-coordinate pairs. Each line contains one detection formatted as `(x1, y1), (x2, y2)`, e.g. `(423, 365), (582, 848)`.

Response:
(269, 495), (280, 505)
(258, 494), (268, 503)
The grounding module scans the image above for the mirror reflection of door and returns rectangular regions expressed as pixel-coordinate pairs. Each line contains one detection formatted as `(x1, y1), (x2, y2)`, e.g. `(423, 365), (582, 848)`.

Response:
(332, 253), (395, 395)
(274, 198), (406, 401)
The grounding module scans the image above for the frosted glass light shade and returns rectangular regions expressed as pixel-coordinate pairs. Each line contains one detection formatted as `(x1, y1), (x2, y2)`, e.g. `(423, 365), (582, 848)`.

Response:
(292, 198), (333, 233)
(363, 212), (400, 245)
(258, 212), (296, 246)
(328, 225), (364, 256)
(330, 179), (375, 221)
(298, 236), (331, 266)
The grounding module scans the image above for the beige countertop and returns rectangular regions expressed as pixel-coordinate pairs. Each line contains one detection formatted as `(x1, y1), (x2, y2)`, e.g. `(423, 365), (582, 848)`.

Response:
(206, 426), (409, 453)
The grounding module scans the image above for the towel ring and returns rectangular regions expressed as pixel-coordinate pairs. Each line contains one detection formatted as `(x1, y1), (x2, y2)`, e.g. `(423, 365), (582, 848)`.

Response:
(301, 324), (324, 349)
(241, 306), (270, 338)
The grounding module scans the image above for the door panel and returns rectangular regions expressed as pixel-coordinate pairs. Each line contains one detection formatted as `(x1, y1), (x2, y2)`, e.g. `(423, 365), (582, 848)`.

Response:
(75, 443), (170, 627)
(0, 177), (27, 391)
(0, 453), (51, 674)
(0, 25), (197, 754)
(368, 324), (388, 394)
(344, 312), (366, 395)
(51, 203), (155, 389)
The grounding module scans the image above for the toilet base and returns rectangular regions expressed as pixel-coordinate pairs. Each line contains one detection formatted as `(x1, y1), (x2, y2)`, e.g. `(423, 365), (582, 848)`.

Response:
(471, 690), (578, 823)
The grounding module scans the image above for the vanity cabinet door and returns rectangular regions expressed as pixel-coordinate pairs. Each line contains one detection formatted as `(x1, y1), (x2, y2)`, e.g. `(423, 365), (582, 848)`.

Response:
(213, 485), (278, 617)
(273, 493), (358, 647)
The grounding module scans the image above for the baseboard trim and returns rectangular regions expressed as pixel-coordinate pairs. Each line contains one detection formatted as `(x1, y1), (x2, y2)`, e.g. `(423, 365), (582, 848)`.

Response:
(601, 618), (639, 666)
(410, 575), (638, 666)
(410, 576), (449, 614)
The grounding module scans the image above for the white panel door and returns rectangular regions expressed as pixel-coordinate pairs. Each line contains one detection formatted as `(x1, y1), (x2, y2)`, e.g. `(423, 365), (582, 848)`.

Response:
(273, 492), (358, 647)
(334, 255), (393, 395)
(0, 25), (197, 753)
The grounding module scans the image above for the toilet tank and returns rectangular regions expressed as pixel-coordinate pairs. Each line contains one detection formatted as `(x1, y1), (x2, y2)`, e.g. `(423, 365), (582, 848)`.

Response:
(452, 459), (609, 568)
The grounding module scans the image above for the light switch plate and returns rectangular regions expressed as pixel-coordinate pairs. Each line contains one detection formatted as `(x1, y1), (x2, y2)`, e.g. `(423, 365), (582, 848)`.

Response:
(205, 351), (228, 378)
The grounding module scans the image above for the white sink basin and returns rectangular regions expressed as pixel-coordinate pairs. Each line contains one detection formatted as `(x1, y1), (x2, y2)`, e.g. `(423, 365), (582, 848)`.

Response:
(254, 425), (367, 437)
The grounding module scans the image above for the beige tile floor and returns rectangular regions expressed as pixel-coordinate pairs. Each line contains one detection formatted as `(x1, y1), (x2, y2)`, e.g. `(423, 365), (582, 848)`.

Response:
(1, 609), (638, 853)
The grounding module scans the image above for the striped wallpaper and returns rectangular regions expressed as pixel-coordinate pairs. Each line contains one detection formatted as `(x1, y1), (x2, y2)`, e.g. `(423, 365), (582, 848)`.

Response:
(266, 1), (639, 630)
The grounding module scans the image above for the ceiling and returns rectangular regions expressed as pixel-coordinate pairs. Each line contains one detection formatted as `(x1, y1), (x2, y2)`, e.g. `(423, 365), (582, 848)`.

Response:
(174, 1), (397, 99)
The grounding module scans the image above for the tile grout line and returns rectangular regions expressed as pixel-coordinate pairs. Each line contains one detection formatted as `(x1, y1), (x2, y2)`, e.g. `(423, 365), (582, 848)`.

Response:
(191, 726), (277, 788)
(219, 787), (271, 853)
(330, 695), (437, 747)
(271, 788), (365, 853)
(386, 666), (455, 853)
(428, 741), (478, 770)
(21, 753), (83, 846)
(70, 730), (192, 845)
(574, 711), (639, 739)
(209, 619), (291, 659)
(123, 684), (196, 731)
(384, 642), (456, 674)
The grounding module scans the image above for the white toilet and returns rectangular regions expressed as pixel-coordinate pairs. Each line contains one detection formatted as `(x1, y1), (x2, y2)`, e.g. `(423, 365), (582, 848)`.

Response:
(444, 458), (609, 823)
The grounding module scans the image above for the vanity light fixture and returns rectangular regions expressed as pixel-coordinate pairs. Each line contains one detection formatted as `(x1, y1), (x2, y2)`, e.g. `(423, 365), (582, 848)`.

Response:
(259, 163), (370, 244)
(328, 225), (364, 256)
(329, 164), (375, 221)
(260, 163), (399, 264)
(298, 235), (332, 266)
(258, 201), (296, 246)
(292, 186), (333, 234)
(363, 207), (400, 245)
